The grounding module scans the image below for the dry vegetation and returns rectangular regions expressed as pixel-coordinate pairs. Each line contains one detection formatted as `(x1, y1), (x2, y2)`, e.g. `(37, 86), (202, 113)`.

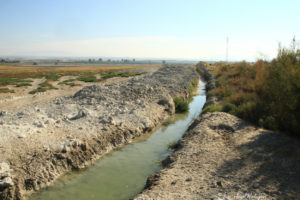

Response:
(0, 65), (160, 94)
(205, 47), (300, 136)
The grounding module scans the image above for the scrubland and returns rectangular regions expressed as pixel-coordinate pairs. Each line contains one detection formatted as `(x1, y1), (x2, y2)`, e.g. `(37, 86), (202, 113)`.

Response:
(204, 47), (300, 136)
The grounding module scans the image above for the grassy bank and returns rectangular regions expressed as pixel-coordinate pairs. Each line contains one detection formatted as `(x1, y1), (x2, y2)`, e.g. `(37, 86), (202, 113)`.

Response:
(204, 47), (300, 136)
(173, 78), (199, 113)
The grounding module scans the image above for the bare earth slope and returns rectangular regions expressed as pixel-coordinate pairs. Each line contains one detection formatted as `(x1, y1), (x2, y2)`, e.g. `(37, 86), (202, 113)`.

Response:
(135, 111), (300, 200)
(0, 65), (198, 200)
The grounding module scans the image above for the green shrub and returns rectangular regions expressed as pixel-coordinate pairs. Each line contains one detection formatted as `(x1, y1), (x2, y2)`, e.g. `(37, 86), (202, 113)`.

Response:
(38, 82), (58, 89)
(162, 119), (174, 126)
(0, 88), (15, 93)
(0, 77), (32, 86)
(77, 74), (99, 82)
(100, 71), (144, 80)
(168, 140), (180, 150)
(236, 101), (256, 119)
(29, 81), (57, 94)
(118, 71), (144, 77)
(182, 131), (189, 137)
(29, 87), (46, 94)
(222, 102), (237, 115)
(259, 116), (278, 130)
(188, 79), (199, 93)
(58, 79), (77, 85)
(100, 71), (118, 80)
(45, 74), (61, 81)
(16, 83), (32, 87)
(173, 97), (189, 113)
(201, 104), (222, 114)
(208, 43), (300, 136)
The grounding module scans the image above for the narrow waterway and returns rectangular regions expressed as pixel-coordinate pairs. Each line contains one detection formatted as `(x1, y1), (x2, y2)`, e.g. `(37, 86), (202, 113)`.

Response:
(30, 80), (206, 200)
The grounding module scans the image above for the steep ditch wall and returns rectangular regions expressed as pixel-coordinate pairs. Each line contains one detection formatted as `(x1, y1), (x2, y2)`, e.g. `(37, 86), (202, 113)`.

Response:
(0, 65), (199, 200)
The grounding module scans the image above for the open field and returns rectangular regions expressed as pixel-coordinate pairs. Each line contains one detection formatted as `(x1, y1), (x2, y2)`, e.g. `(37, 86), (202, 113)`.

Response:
(0, 64), (161, 112)
(0, 64), (161, 78)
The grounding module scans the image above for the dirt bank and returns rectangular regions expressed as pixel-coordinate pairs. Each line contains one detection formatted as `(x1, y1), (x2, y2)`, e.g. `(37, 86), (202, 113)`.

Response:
(135, 112), (300, 200)
(0, 65), (199, 200)
(135, 63), (300, 200)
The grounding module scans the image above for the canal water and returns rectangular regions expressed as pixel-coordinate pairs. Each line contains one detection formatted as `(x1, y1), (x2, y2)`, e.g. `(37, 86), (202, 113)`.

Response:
(30, 80), (206, 200)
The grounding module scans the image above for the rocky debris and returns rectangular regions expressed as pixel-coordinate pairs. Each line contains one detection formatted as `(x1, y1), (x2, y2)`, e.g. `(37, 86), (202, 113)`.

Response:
(33, 121), (44, 128)
(0, 111), (6, 117)
(0, 64), (199, 200)
(68, 109), (87, 120)
(0, 162), (13, 191)
(134, 194), (154, 200)
(157, 95), (175, 114)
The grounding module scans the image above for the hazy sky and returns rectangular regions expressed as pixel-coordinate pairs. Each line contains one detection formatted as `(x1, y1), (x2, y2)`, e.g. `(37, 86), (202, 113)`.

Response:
(1, 0), (299, 61)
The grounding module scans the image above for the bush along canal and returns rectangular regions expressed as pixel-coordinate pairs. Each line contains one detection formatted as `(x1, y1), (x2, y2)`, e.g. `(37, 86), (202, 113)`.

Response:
(29, 80), (206, 200)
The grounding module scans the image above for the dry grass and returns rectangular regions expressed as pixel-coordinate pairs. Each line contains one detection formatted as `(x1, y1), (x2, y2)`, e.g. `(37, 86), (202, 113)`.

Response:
(53, 65), (161, 72)
(0, 65), (161, 77)
(207, 47), (300, 136)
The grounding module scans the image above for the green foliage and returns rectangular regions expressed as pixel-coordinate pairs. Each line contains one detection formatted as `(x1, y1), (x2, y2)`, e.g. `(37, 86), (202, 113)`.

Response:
(182, 131), (189, 137)
(235, 101), (257, 121)
(201, 104), (222, 114)
(45, 74), (61, 81)
(15, 83), (32, 87)
(0, 88), (15, 93)
(100, 71), (143, 80)
(58, 79), (77, 86)
(29, 81), (57, 94)
(38, 81), (57, 89)
(255, 47), (300, 135)
(162, 119), (173, 126)
(77, 74), (99, 82)
(118, 71), (144, 77)
(210, 45), (300, 136)
(188, 79), (199, 93)
(29, 87), (46, 94)
(173, 97), (189, 113)
(222, 102), (237, 114)
(0, 77), (32, 87)
(100, 71), (119, 80)
(167, 140), (180, 150)
(258, 116), (278, 130)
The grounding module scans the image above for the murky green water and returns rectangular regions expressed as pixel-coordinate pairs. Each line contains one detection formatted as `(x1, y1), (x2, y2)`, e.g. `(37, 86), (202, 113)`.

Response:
(30, 80), (206, 200)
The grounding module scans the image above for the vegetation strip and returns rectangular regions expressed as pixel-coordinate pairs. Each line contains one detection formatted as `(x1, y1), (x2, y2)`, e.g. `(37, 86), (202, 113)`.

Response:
(204, 46), (299, 136)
